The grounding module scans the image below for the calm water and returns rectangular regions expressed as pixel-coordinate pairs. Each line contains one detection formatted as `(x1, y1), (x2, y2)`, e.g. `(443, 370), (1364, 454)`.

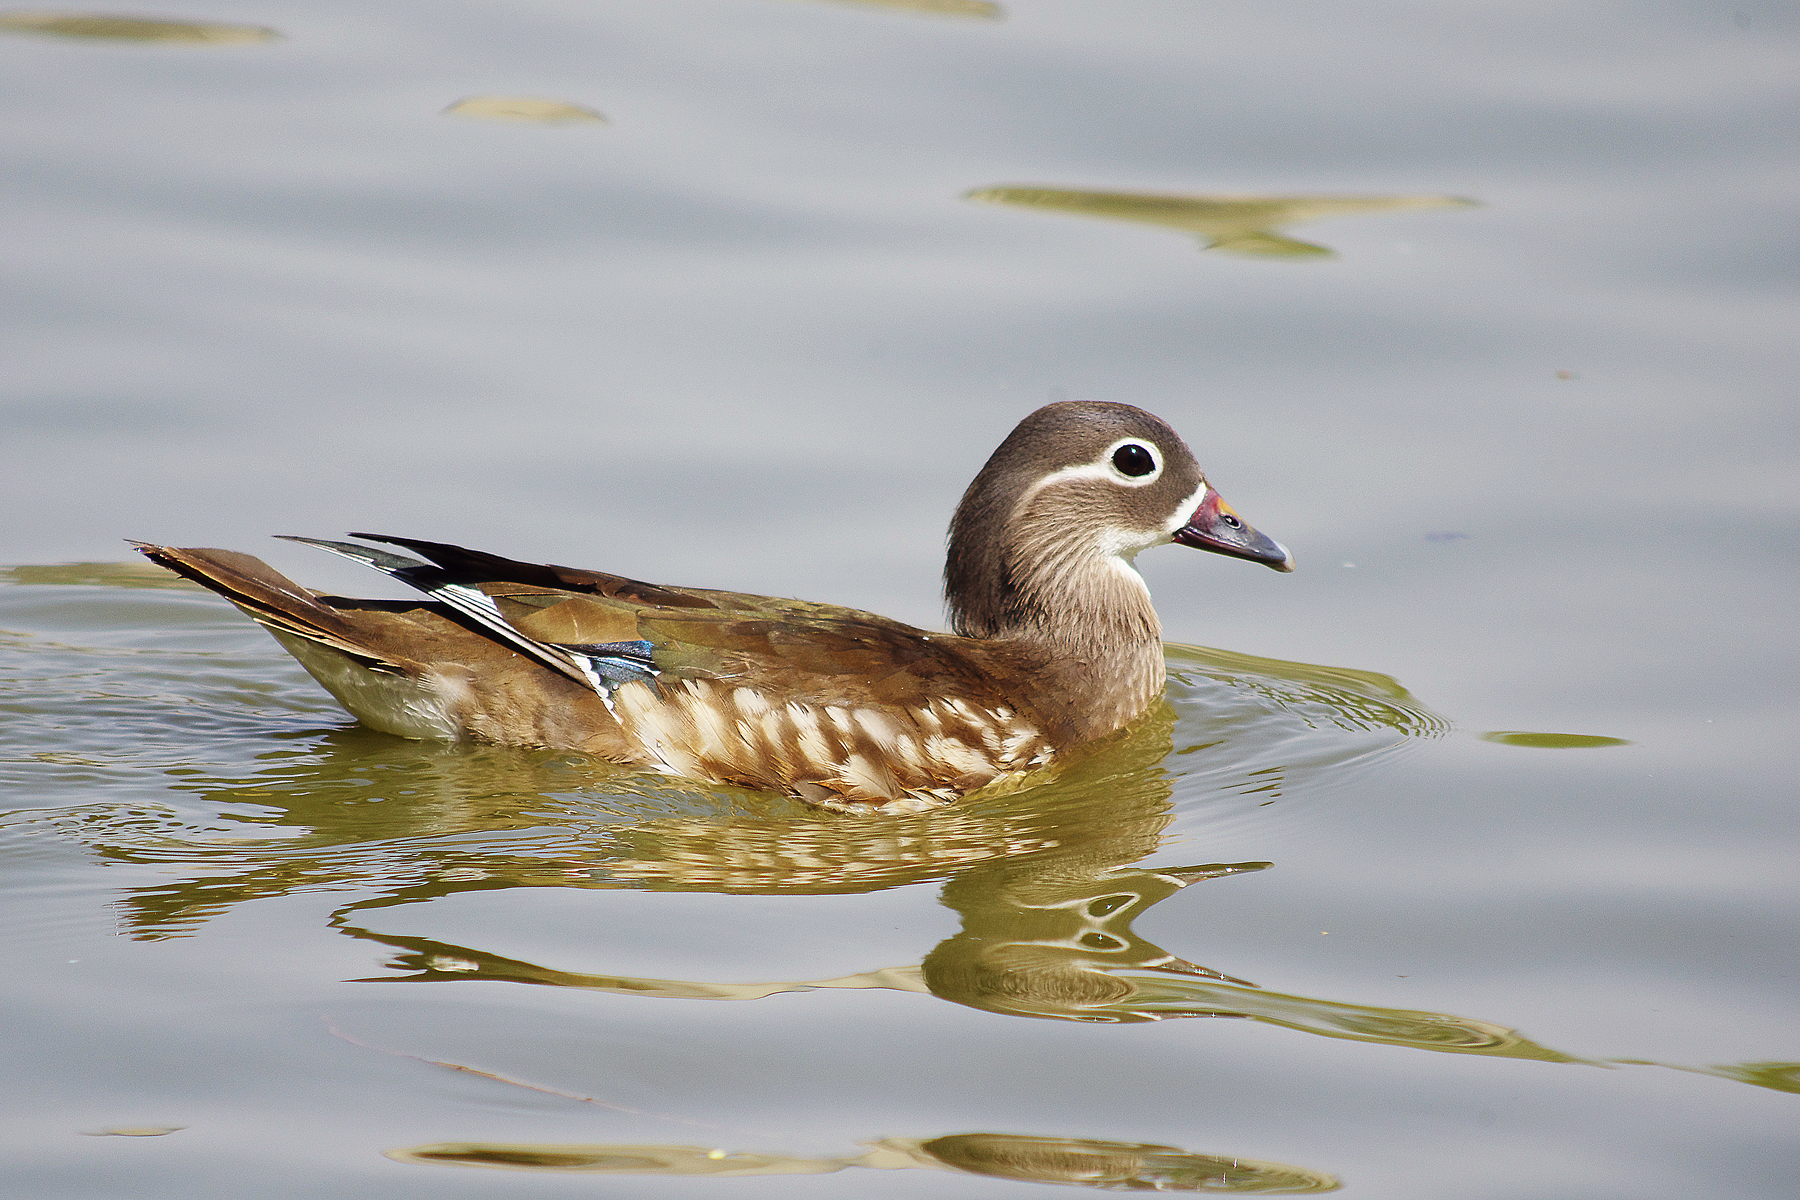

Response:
(2, 1), (1796, 1197)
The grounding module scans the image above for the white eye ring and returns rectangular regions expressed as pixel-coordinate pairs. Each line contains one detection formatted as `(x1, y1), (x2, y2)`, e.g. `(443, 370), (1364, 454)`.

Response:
(1101, 438), (1163, 486)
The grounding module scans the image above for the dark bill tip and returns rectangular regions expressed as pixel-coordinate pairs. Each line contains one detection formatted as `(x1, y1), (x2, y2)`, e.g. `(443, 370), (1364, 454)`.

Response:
(1172, 492), (1294, 572)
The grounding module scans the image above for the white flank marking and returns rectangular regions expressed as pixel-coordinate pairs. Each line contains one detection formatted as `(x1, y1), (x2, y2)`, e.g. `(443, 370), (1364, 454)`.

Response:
(842, 753), (894, 797)
(758, 710), (793, 772)
(853, 708), (902, 748)
(790, 704), (836, 768)
(928, 734), (996, 778)
(1000, 726), (1041, 761)
(686, 682), (737, 751)
(890, 732), (926, 773)
(616, 682), (695, 776)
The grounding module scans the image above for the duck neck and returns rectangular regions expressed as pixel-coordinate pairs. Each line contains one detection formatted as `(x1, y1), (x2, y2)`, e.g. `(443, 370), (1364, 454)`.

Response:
(946, 514), (1168, 743)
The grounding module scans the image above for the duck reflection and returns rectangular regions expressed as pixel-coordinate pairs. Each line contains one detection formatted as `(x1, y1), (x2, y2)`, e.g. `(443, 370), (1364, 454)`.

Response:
(338, 842), (1575, 1063)
(384, 1131), (1340, 1192)
(81, 643), (1576, 1061)
(966, 186), (1478, 258)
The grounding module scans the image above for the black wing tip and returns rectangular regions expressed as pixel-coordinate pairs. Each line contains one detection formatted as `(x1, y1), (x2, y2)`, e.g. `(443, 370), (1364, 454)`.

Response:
(347, 532), (431, 549)
(277, 535), (431, 575)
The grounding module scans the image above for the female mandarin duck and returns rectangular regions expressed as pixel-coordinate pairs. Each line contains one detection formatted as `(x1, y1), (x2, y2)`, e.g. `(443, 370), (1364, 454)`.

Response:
(136, 402), (1292, 813)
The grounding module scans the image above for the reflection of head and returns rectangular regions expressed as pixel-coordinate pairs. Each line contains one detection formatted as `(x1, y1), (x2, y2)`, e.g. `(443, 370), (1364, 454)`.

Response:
(923, 862), (1265, 1021)
(908, 713), (1256, 1023)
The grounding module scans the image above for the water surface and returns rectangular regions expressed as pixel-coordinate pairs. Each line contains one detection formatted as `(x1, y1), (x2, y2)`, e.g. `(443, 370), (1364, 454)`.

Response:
(2, 2), (1795, 1197)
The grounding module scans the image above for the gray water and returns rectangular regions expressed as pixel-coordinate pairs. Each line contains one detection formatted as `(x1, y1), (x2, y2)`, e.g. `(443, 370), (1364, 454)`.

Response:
(2, 2), (1796, 1196)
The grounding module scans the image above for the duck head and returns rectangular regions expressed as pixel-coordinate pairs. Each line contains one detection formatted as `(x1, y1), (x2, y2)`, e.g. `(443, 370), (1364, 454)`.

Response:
(945, 401), (1292, 644)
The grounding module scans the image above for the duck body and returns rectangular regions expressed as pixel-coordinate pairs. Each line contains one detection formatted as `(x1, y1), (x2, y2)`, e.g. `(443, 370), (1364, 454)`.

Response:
(136, 403), (1291, 812)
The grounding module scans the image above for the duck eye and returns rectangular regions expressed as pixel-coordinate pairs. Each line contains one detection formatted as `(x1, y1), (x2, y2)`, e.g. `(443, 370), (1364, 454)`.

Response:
(1111, 444), (1156, 477)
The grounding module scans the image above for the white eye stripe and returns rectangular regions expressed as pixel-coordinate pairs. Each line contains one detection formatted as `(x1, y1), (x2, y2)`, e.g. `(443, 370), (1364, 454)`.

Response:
(1164, 480), (1210, 534)
(1017, 440), (1168, 504)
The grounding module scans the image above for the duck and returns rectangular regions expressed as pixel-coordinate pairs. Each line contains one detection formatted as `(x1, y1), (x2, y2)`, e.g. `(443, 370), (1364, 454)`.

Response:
(135, 402), (1293, 813)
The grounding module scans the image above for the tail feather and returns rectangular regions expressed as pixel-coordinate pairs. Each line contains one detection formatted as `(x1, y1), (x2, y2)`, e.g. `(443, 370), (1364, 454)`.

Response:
(130, 542), (405, 673)
(139, 536), (606, 696)
(131, 540), (628, 749)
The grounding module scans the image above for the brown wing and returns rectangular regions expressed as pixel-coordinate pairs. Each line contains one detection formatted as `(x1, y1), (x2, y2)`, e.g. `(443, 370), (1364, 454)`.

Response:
(351, 537), (1066, 805)
(360, 532), (1044, 718)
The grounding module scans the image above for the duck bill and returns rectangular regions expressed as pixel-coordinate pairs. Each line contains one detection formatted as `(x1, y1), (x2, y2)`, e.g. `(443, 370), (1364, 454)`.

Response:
(1173, 492), (1295, 572)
